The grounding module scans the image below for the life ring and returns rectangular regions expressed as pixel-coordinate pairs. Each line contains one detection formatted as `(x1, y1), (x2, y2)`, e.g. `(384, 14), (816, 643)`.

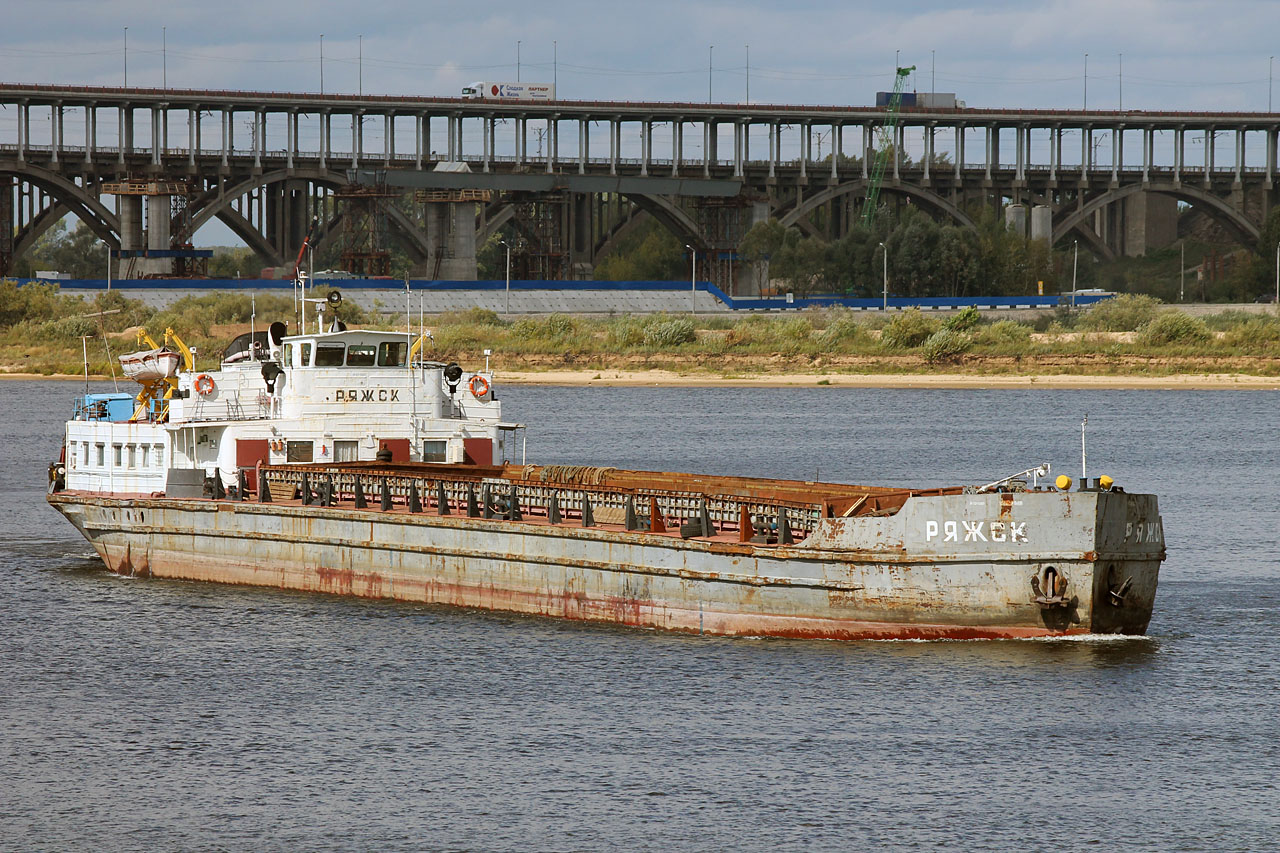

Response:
(194, 373), (216, 396)
(468, 374), (491, 399)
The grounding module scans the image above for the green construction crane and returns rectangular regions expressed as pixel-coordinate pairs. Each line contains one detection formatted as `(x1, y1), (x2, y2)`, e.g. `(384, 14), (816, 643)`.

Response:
(861, 65), (916, 229)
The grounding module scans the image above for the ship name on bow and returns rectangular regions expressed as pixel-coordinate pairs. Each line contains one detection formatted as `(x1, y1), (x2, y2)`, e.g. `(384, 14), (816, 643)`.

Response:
(925, 520), (1027, 543)
(335, 389), (400, 402)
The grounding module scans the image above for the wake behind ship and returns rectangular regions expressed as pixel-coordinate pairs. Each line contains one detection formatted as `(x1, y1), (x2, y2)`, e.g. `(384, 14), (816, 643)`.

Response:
(47, 306), (1165, 640)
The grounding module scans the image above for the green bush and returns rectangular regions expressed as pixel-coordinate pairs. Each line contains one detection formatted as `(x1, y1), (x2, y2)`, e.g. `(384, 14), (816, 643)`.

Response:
(776, 316), (813, 342)
(816, 315), (867, 348)
(880, 309), (941, 348)
(943, 306), (982, 333)
(1137, 312), (1211, 346)
(1200, 309), (1264, 332)
(33, 315), (98, 340)
(1220, 315), (1280, 349)
(972, 319), (1033, 347)
(922, 329), (972, 363)
(642, 316), (697, 347)
(604, 315), (647, 348)
(0, 280), (84, 328)
(510, 313), (576, 341)
(1079, 294), (1160, 332)
(724, 315), (768, 348)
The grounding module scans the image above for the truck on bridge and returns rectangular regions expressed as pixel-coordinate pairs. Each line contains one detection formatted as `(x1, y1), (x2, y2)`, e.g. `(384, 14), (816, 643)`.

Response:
(875, 91), (965, 108)
(462, 81), (556, 101)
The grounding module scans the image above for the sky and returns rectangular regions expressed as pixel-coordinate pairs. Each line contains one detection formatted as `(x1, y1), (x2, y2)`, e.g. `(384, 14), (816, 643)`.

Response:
(3, 0), (1279, 246)
(4, 0), (1278, 110)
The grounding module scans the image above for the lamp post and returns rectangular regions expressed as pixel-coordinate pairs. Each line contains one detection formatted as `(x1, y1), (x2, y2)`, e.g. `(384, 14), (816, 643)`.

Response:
(686, 244), (697, 313)
(1072, 240), (1079, 308)
(1083, 53), (1088, 110)
(162, 26), (166, 91)
(320, 34), (324, 94)
(500, 239), (511, 314)
(708, 46), (713, 103)
(358, 34), (363, 95)
(517, 40), (521, 81)
(745, 44), (749, 104)
(123, 27), (128, 88)
(879, 242), (888, 310)
(1118, 52), (1123, 111)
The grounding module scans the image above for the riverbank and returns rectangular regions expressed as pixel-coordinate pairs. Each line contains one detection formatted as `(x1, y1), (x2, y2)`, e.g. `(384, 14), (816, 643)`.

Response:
(5, 292), (1279, 387)
(498, 369), (1280, 389)
(9, 365), (1280, 390)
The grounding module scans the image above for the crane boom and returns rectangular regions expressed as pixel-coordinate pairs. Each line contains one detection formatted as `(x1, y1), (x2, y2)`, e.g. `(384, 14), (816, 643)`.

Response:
(861, 65), (915, 229)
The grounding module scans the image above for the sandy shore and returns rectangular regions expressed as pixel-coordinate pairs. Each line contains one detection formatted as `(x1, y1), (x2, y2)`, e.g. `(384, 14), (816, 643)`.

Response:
(497, 369), (1280, 390)
(7, 368), (1280, 390)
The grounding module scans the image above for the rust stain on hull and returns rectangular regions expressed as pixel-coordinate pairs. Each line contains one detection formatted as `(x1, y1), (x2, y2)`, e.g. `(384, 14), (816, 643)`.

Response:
(56, 491), (1161, 642)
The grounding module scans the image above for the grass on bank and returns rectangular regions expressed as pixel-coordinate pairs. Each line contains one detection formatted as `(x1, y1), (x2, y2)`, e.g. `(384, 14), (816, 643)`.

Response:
(1, 282), (1277, 376)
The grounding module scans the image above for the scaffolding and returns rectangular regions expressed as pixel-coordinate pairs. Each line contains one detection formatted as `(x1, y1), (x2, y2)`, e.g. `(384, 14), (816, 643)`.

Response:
(692, 196), (753, 294)
(335, 184), (399, 277)
(507, 193), (569, 280)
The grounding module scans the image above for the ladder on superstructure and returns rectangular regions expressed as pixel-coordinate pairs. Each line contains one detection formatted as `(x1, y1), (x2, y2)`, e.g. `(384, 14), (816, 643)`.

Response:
(860, 65), (916, 229)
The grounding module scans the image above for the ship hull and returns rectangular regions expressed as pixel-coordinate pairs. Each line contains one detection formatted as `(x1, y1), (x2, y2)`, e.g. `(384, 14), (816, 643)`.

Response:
(48, 491), (1162, 641)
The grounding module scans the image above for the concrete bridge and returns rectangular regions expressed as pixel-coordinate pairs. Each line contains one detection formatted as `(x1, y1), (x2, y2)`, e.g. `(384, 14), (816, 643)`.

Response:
(2, 82), (1277, 291)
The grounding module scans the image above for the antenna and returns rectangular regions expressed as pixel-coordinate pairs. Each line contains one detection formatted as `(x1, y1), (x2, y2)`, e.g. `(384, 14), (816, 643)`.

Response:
(1081, 414), (1088, 482)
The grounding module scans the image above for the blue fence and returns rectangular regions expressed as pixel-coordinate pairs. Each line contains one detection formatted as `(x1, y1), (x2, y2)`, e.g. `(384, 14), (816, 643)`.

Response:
(16, 278), (1114, 311)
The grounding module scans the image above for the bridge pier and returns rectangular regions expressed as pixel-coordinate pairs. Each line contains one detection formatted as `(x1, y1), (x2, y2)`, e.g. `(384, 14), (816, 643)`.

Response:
(118, 195), (143, 276)
(144, 194), (170, 276)
(0, 175), (13, 275)
(419, 192), (482, 280)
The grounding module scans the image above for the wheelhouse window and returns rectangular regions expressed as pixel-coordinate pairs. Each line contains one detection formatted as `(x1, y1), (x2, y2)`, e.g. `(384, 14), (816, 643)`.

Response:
(113, 444), (123, 466)
(300, 343), (312, 366)
(283, 344), (293, 366)
(334, 440), (359, 462)
(422, 439), (448, 463)
(95, 444), (105, 466)
(346, 345), (377, 367)
(378, 341), (408, 367)
(315, 344), (345, 366)
(286, 441), (314, 463)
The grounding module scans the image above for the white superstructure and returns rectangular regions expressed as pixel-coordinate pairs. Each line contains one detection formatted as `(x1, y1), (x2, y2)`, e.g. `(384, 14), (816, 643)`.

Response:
(63, 324), (513, 498)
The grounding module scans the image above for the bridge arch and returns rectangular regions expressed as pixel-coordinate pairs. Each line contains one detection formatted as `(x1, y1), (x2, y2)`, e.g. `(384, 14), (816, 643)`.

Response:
(14, 201), (70, 259)
(1053, 182), (1260, 249)
(778, 181), (978, 233)
(187, 168), (431, 266)
(622, 194), (705, 248)
(0, 162), (121, 246)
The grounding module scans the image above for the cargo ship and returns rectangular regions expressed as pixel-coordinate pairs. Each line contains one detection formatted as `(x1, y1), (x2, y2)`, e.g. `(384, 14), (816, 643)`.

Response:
(46, 311), (1166, 640)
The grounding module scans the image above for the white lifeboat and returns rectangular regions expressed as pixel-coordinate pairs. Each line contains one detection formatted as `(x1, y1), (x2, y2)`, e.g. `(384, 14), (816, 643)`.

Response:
(118, 348), (182, 383)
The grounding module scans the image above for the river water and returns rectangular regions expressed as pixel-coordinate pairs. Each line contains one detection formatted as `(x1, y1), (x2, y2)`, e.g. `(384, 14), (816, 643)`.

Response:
(2, 380), (1277, 851)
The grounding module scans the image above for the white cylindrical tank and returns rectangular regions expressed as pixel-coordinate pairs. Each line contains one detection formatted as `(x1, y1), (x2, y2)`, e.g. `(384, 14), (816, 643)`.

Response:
(1030, 205), (1053, 242)
(1005, 203), (1027, 237)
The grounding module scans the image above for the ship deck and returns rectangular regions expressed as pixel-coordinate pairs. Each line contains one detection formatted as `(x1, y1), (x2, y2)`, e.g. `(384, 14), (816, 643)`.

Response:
(64, 460), (967, 550)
